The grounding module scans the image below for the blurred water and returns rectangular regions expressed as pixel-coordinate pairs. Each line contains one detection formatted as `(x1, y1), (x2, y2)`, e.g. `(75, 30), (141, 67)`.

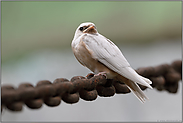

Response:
(1, 40), (182, 122)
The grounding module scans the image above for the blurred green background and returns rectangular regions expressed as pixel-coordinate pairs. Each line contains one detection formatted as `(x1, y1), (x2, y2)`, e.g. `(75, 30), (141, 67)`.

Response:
(1, 1), (181, 63)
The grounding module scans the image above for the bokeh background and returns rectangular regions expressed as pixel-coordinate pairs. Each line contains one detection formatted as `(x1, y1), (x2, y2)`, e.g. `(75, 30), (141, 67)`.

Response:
(1, 1), (182, 122)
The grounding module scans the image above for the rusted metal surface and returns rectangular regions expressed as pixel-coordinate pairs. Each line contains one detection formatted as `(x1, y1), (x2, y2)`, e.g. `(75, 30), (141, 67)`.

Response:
(1, 60), (182, 112)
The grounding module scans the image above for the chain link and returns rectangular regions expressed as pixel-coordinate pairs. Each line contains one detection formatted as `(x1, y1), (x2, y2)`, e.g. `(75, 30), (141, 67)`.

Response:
(1, 60), (182, 112)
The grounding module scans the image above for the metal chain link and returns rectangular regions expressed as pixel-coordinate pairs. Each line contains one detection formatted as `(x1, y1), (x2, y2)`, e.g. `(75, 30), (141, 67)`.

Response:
(1, 60), (182, 112)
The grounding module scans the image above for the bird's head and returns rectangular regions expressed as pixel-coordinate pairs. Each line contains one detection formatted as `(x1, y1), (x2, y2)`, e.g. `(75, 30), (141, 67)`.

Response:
(73, 22), (98, 40)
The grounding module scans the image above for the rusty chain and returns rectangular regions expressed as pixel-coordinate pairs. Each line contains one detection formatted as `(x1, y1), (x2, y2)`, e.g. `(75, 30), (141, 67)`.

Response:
(1, 60), (182, 112)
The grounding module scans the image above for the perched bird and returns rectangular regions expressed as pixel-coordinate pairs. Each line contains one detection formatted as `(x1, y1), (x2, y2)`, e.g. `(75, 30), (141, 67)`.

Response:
(71, 22), (153, 103)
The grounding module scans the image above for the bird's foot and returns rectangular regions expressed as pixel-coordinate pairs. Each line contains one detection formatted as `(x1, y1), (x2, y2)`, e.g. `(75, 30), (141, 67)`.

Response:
(94, 72), (107, 78)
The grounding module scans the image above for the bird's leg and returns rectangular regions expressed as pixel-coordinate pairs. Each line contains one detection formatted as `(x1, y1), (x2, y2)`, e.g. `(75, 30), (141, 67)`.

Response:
(94, 72), (107, 78)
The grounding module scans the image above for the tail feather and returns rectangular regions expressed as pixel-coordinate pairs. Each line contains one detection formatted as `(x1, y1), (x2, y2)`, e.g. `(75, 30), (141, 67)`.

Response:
(125, 80), (149, 103)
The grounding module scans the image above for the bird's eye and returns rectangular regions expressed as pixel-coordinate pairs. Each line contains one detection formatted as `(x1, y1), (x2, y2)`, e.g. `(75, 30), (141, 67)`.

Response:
(79, 27), (84, 31)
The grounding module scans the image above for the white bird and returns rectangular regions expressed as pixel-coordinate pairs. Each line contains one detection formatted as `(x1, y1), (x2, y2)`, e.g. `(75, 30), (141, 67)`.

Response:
(71, 22), (153, 103)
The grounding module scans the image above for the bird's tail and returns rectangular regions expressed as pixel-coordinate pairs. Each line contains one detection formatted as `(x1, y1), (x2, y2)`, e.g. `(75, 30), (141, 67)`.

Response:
(123, 78), (149, 103)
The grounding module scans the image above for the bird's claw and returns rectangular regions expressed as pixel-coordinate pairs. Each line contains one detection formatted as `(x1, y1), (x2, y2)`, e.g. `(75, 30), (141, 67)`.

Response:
(94, 72), (107, 78)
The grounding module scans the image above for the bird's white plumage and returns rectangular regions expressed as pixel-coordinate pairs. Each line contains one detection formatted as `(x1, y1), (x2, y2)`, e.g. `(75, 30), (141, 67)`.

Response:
(81, 33), (129, 70)
(80, 33), (152, 89)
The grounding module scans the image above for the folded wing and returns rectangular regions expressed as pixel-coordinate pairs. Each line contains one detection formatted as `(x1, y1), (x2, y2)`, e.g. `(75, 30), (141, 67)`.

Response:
(82, 34), (152, 89)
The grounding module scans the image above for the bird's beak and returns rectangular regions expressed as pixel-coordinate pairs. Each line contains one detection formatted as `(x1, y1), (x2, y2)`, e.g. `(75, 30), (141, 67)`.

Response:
(83, 26), (97, 34)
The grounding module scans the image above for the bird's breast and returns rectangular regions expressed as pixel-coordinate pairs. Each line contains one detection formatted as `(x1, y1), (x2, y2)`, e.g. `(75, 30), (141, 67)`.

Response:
(72, 40), (117, 79)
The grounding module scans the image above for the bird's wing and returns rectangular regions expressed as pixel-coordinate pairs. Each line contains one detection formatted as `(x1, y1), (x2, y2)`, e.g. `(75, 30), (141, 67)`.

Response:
(81, 34), (152, 88)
